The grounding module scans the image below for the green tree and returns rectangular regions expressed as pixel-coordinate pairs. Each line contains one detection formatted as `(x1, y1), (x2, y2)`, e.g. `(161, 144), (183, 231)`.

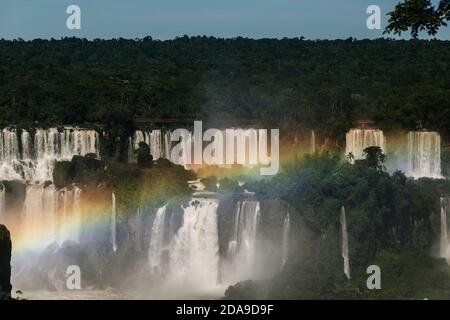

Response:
(385, 0), (450, 38)
(363, 146), (386, 171)
(136, 142), (153, 168)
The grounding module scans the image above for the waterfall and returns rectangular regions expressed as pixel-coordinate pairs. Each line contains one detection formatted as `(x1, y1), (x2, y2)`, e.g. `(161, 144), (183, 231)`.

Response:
(19, 184), (83, 250)
(134, 131), (145, 151)
(58, 186), (82, 243)
(148, 205), (167, 272)
(281, 212), (290, 269)
(130, 127), (269, 168)
(0, 128), (22, 181)
(441, 198), (450, 260)
(225, 200), (260, 282)
(0, 127), (100, 183)
(128, 129), (168, 163)
(0, 182), (5, 224)
(72, 187), (82, 243)
(0, 126), (96, 249)
(127, 137), (134, 163)
(345, 129), (385, 162)
(408, 131), (441, 178)
(164, 131), (171, 159)
(0, 128), (20, 161)
(340, 206), (351, 280)
(20, 185), (58, 249)
(135, 205), (143, 252)
(311, 130), (316, 153)
(168, 198), (219, 288)
(111, 192), (117, 252)
(150, 130), (162, 160)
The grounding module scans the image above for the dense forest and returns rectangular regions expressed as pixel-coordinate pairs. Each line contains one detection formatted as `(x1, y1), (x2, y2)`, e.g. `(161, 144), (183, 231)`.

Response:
(0, 37), (449, 140)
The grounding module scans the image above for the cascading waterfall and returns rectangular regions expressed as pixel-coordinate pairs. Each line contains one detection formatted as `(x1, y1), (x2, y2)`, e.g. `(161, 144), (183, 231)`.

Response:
(441, 197), (450, 260)
(148, 205), (167, 273)
(149, 130), (162, 160)
(281, 212), (290, 270)
(127, 137), (134, 163)
(19, 184), (82, 250)
(111, 192), (117, 252)
(128, 130), (170, 163)
(21, 184), (58, 249)
(0, 127), (95, 251)
(408, 131), (441, 178)
(168, 198), (220, 289)
(12, 183), (83, 291)
(0, 127), (99, 183)
(164, 131), (171, 159)
(340, 206), (351, 280)
(129, 128), (267, 168)
(225, 200), (260, 282)
(311, 130), (316, 153)
(135, 205), (143, 252)
(345, 129), (385, 162)
(72, 186), (82, 243)
(0, 128), (20, 161)
(146, 198), (289, 294)
(0, 128), (22, 181)
(58, 186), (82, 244)
(21, 130), (31, 160)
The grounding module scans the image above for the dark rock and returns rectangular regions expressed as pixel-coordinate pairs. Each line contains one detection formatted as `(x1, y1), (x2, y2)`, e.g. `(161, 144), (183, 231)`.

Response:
(0, 225), (12, 298)
(155, 158), (172, 168)
(2, 181), (26, 226)
(54, 154), (105, 188)
(53, 161), (72, 188)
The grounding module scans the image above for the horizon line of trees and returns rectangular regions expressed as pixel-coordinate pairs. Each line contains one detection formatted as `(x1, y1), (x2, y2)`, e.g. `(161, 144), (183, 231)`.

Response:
(0, 37), (449, 142)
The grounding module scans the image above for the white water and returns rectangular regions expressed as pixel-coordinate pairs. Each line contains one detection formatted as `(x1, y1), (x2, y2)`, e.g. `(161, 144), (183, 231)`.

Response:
(340, 206), (351, 280)
(72, 187), (82, 243)
(129, 127), (271, 169)
(164, 131), (171, 159)
(0, 127), (99, 183)
(168, 198), (220, 290)
(58, 186), (82, 243)
(19, 184), (82, 250)
(135, 205), (143, 252)
(146, 198), (294, 297)
(345, 129), (385, 162)
(408, 131), (441, 178)
(128, 130), (171, 163)
(148, 205), (167, 272)
(311, 130), (316, 153)
(281, 212), (290, 270)
(21, 184), (58, 249)
(188, 179), (207, 194)
(149, 131), (163, 160)
(441, 198), (450, 261)
(0, 127), (95, 252)
(111, 192), (117, 252)
(225, 200), (260, 282)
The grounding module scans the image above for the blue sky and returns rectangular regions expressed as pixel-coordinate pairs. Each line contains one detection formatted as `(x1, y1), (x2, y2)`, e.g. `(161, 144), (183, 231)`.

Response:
(0, 0), (448, 40)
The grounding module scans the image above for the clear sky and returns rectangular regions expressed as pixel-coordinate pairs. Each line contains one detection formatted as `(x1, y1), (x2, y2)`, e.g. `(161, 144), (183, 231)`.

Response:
(0, 0), (448, 40)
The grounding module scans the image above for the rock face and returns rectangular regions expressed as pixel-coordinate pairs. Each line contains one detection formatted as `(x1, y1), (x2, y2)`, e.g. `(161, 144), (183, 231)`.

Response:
(0, 225), (12, 297)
